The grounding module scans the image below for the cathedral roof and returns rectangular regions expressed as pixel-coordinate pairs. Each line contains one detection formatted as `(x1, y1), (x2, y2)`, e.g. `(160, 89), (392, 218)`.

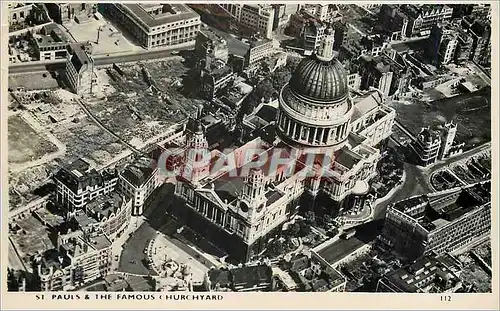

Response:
(288, 54), (348, 102)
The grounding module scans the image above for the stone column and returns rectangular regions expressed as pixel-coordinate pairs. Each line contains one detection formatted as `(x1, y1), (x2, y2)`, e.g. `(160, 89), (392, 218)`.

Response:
(320, 128), (326, 144)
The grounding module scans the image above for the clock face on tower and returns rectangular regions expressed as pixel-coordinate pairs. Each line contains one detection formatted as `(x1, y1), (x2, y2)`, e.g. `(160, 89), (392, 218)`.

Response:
(256, 203), (265, 213)
(240, 201), (249, 213)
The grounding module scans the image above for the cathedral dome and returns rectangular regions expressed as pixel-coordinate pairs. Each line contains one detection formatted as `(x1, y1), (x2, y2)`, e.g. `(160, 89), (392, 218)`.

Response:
(289, 54), (348, 102)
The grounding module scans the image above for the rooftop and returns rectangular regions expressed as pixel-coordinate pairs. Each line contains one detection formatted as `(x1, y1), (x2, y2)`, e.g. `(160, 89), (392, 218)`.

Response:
(381, 254), (460, 292)
(38, 249), (71, 273)
(335, 147), (362, 169)
(207, 268), (232, 288)
(122, 4), (199, 29)
(392, 182), (491, 231)
(86, 192), (125, 220)
(351, 91), (382, 121)
(54, 158), (116, 194)
(231, 265), (273, 288)
(120, 157), (156, 187)
(60, 230), (112, 257)
(68, 44), (92, 72)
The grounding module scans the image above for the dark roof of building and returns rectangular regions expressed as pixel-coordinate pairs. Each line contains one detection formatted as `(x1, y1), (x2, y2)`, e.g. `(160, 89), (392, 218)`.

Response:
(212, 176), (246, 204)
(126, 275), (154, 291)
(39, 249), (71, 273)
(68, 44), (91, 72)
(231, 265), (273, 287)
(86, 192), (124, 220)
(120, 157), (155, 187)
(393, 195), (428, 212)
(122, 4), (199, 29)
(289, 53), (348, 102)
(252, 123), (277, 145)
(207, 268), (232, 287)
(418, 128), (441, 143)
(311, 278), (329, 291)
(286, 254), (310, 272)
(265, 190), (282, 206)
(255, 105), (277, 123)
(335, 148), (362, 169)
(74, 210), (97, 228)
(54, 159), (115, 194)
(381, 254), (460, 292)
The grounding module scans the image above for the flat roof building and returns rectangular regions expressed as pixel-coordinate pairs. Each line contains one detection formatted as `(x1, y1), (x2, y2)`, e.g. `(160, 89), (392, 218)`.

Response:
(101, 3), (201, 49)
(380, 182), (491, 261)
(376, 253), (463, 293)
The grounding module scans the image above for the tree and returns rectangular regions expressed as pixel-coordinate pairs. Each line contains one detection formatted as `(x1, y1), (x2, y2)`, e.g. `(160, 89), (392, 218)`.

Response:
(305, 211), (316, 226)
(266, 240), (284, 257)
(322, 214), (332, 228)
(255, 79), (275, 102)
(26, 262), (41, 291)
(287, 222), (301, 237)
(7, 269), (19, 292)
(298, 221), (311, 237)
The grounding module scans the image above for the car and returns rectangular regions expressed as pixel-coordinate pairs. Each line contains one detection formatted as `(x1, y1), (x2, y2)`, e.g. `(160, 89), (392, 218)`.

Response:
(171, 51), (179, 55)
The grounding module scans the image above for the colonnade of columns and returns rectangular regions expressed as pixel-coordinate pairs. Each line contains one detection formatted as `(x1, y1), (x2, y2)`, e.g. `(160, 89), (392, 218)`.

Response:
(277, 110), (350, 146)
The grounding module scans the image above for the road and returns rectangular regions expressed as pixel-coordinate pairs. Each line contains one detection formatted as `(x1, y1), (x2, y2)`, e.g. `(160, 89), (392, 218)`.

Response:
(118, 221), (158, 276)
(372, 143), (490, 220)
(8, 44), (195, 75)
(117, 184), (175, 275)
(318, 142), (492, 264)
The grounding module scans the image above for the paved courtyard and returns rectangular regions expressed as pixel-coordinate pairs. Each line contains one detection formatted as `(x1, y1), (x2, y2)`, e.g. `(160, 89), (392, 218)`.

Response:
(149, 234), (209, 284)
(64, 14), (141, 55)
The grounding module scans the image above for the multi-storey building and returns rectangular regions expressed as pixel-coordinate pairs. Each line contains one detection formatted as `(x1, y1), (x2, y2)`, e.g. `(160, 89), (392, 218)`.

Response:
(172, 36), (395, 262)
(274, 252), (346, 292)
(402, 4), (454, 37)
(204, 265), (274, 292)
(35, 249), (71, 291)
(31, 23), (71, 61)
(376, 253), (463, 293)
(84, 192), (133, 241)
(358, 54), (407, 98)
(439, 122), (458, 160)
(198, 61), (236, 100)
(45, 3), (96, 25)
(101, 4), (201, 49)
(8, 3), (35, 26)
(272, 4), (300, 30)
(244, 37), (274, 71)
(36, 229), (112, 291)
(54, 158), (118, 216)
(220, 4), (275, 39)
(455, 29), (474, 64)
(410, 127), (442, 166)
(426, 24), (460, 66)
(378, 5), (410, 40)
(410, 122), (462, 166)
(302, 4), (341, 23)
(65, 43), (97, 95)
(194, 27), (229, 64)
(118, 157), (160, 216)
(468, 20), (491, 66)
(379, 182), (491, 261)
(347, 73), (361, 91)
